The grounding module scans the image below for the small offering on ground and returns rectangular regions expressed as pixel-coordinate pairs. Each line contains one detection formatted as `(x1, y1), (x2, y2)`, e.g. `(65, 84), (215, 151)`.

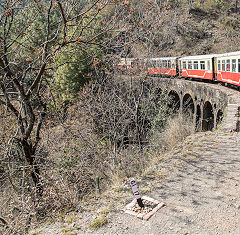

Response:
(124, 196), (165, 220)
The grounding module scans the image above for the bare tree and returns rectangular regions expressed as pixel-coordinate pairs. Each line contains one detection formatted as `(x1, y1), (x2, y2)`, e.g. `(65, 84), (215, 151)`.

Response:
(0, 0), (129, 233)
(0, 0), (172, 233)
(80, 75), (171, 165)
(0, 0), (133, 196)
(188, 0), (193, 8)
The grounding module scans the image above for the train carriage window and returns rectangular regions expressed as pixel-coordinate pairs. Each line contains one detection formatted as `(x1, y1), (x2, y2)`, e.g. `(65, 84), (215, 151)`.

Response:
(167, 60), (171, 68)
(172, 62), (175, 69)
(159, 61), (162, 68)
(200, 61), (205, 70)
(232, 59), (236, 72)
(207, 60), (210, 71)
(222, 60), (225, 71)
(188, 61), (192, 70)
(218, 60), (221, 71)
(183, 61), (186, 69)
(163, 60), (167, 68)
(193, 61), (199, 70)
(238, 59), (240, 73)
(226, 59), (230, 71)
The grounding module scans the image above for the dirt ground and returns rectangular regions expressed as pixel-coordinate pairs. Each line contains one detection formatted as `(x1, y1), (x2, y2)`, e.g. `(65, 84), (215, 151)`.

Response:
(32, 129), (240, 235)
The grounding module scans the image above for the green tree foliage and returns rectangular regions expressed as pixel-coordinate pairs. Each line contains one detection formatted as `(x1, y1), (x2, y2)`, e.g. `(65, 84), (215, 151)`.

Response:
(53, 12), (106, 105)
(53, 51), (98, 103)
(6, 2), (61, 69)
(214, 0), (225, 8)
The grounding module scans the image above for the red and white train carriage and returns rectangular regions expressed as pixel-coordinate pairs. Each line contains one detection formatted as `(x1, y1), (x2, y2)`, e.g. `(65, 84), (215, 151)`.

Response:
(116, 51), (240, 89)
(215, 51), (240, 86)
(147, 57), (178, 76)
(117, 57), (135, 70)
(179, 54), (218, 81)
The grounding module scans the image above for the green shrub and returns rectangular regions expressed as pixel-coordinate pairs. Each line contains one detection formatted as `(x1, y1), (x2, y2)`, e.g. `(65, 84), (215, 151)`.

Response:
(89, 216), (107, 228)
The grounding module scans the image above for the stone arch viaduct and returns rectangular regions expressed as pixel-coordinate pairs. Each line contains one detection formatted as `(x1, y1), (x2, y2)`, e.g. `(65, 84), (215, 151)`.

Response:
(155, 77), (240, 132)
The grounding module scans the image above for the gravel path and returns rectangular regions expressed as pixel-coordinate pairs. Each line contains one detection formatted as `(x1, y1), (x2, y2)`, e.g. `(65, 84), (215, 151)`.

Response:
(35, 131), (240, 235)
(87, 131), (239, 235)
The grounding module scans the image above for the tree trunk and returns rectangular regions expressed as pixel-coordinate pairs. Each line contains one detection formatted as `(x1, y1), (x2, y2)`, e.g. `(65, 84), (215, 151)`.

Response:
(22, 139), (43, 196)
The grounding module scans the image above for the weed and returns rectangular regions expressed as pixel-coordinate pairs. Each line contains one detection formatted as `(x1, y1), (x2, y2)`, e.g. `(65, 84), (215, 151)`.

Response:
(99, 205), (113, 215)
(151, 114), (195, 152)
(65, 213), (76, 224)
(29, 229), (41, 235)
(42, 217), (55, 228)
(58, 209), (68, 223)
(215, 0), (225, 9)
(193, 142), (204, 147)
(113, 187), (120, 193)
(141, 185), (153, 194)
(61, 226), (76, 235)
(88, 216), (107, 228)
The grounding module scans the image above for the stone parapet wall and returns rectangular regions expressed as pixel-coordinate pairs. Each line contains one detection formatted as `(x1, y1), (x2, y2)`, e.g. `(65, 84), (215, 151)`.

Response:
(155, 77), (239, 132)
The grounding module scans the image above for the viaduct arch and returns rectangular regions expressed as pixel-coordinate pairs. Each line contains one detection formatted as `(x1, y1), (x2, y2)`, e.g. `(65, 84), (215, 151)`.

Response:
(157, 78), (228, 131)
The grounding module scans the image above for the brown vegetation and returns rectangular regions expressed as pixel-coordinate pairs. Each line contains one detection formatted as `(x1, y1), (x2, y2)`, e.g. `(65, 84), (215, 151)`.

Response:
(0, 0), (239, 234)
(0, 73), (195, 234)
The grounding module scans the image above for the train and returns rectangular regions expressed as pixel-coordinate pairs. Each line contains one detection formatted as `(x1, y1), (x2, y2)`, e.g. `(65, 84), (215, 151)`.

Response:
(117, 51), (240, 88)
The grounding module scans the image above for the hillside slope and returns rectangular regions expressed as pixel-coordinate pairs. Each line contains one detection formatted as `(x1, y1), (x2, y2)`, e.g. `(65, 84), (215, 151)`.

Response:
(131, 0), (240, 58)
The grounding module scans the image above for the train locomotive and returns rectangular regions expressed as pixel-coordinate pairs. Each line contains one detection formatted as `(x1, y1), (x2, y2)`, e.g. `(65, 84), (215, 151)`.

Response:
(118, 51), (240, 88)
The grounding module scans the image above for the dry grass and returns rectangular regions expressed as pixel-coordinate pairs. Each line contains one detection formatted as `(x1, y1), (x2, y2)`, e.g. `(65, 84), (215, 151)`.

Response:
(88, 216), (107, 229)
(150, 114), (195, 152)
(0, 92), (195, 235)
